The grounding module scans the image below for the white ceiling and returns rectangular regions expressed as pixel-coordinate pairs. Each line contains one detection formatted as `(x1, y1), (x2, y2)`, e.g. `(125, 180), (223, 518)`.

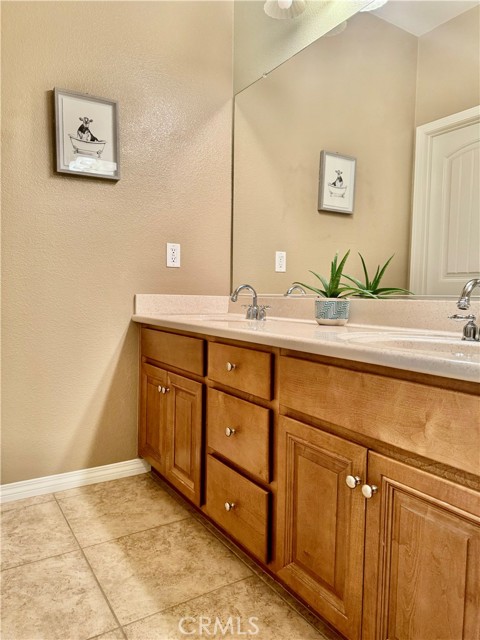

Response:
(372, 0), (479, 36)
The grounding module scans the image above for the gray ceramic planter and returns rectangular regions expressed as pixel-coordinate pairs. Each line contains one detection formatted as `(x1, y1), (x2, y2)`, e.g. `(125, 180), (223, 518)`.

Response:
(315, 298), (350, 325)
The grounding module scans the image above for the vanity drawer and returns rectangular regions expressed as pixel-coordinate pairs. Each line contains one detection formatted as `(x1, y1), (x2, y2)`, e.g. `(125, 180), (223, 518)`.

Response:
(207, 389), (270, 482)
(279, 356), (480, 476)
(141, 328), (204, 375)
(206, 455), (269, 563)
(208, 343), (273, 399)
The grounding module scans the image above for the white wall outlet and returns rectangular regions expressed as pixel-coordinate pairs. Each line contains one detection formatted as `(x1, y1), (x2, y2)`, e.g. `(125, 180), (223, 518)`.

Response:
(166, 243), (181, 268)
(275, 251), (287, 272)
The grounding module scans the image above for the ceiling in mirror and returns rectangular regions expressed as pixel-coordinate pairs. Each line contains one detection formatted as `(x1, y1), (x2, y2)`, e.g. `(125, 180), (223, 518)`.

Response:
(232, 1), (480, 295)
(233, 0), (479, 94)
(233, 0), (372, 94)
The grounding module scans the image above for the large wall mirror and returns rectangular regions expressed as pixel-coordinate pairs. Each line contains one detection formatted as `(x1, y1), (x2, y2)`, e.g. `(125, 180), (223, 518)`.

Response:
(232, 1), (480, 296)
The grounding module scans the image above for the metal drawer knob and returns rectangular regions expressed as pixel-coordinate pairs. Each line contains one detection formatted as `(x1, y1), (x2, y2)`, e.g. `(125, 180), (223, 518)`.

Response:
(226, 362), (236, 372)
(361, 484), (378, 499)
(224, 501), (235, 511)
(346, 475), (361, 489)
(225, 427), (236, 437)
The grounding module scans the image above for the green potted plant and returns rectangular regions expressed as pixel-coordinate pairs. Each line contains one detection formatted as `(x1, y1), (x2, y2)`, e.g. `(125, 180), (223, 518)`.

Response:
(294, 250), (352, 325)
(343, 253), (413, 298)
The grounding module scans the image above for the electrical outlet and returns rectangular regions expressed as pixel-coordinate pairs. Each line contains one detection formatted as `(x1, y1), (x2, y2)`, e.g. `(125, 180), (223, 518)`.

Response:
(275, 251), (287, 272)
(166, 243), (181, 268)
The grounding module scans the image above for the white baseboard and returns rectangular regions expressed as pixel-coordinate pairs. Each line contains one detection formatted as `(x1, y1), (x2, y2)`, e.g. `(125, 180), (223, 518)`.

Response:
(0, 458), (151, 504)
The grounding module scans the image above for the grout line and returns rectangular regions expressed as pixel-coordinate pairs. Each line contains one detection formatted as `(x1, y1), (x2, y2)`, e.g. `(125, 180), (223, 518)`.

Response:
(0, 547), (81, 573)
(76, 515), (193, 551)
(121, 575), (255, 631)
(54, 495), (128, 640)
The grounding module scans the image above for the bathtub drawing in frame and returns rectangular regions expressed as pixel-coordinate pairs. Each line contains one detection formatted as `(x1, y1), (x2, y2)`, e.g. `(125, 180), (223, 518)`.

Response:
(318, 150), (356, 214)
(54, 88), (120, 180)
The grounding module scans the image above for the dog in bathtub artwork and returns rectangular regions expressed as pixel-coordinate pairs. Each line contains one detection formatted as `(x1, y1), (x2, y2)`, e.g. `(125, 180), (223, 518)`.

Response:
(328, 169), (348, 198)
(69, 116), (107, 158)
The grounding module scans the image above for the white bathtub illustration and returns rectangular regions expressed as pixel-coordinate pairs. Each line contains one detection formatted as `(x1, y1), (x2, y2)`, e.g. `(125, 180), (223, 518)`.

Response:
(328, 183), (347, 198)
(69, 134), (106, 157)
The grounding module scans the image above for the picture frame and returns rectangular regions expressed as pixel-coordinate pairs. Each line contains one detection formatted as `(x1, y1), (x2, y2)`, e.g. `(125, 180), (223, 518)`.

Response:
(54, 88), (120, 180)
(318, 151), (356, 214)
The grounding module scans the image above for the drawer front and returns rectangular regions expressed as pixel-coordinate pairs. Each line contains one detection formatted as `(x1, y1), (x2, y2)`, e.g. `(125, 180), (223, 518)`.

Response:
(142, 328), (204, 375)
(206, 455), (269, 563)
(279, 356), (480, 476)
(207, 389), (270, 482)
(208, 343), (273, 399)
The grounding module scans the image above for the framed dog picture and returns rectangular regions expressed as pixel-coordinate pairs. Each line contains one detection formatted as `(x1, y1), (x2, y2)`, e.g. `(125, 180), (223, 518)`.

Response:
(54, 88), (120, 180)
(318, 151), (356, 214)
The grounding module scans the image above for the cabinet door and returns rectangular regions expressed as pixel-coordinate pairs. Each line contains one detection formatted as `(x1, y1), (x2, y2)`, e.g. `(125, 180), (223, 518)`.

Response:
(139, 363), (168, 472)
(164, 372), (203, 506)
(363, 452), (480, 640)
(276, 417), (367, 640)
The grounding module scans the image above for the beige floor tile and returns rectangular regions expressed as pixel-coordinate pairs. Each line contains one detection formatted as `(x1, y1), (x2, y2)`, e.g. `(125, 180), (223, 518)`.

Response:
(1, 500), (79, 570)
(123, 575), (325, 640)
(84, 518), (252, 625)
(1, 550), (118, 640)
(56, 474), (190, 546)
(1, 493), (55, 513)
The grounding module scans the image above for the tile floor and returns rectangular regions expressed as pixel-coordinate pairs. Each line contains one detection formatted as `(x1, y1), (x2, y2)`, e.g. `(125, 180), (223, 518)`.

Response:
(1, 473), (340, 640)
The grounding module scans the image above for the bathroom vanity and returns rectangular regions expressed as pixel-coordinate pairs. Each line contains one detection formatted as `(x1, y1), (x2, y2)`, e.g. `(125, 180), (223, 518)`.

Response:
(133, 296), (480, 640)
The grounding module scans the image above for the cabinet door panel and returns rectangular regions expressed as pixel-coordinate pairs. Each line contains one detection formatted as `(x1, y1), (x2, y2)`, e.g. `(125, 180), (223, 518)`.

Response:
(363, 452), (480, 640)
(276, 417), (367, 640)
(164, 372), (203, 506)
(139, 364), (168, 472)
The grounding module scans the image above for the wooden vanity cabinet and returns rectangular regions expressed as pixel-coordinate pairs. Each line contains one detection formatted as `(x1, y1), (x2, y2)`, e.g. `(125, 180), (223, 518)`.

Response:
(139, 329), (204, 506)
(276, 416), (367, 640)
(139, 326), (480, 640)
(363, 453), (480, 640)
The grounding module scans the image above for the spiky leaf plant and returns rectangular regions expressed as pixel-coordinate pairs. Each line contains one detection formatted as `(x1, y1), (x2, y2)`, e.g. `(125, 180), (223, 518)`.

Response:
(294, 251), (353, 298)
(343, 253), (413, 298)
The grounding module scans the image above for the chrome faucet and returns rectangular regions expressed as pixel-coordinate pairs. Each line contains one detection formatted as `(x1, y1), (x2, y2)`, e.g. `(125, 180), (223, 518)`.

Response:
(456, 278), (480, 310)
(449, 279), (480, 341)
(284, 284), (307, 296)
(230, 284), (269, 320)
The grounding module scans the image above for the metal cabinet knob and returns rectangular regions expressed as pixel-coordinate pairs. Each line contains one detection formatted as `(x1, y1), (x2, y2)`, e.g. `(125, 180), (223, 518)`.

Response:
(225, 427), (236, 437)
(361, 484), (378, 499)
(224, 501), (235, 511)
(226, 362), (236, 372)
(158, 386), (170, 394)
(346, 475), (361, 489)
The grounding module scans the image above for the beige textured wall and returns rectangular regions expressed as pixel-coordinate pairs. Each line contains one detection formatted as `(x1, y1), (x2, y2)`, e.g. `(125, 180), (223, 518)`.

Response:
(416, 6), (480, 126)
(233, 13), (417, 293)
(1, 1), (232, 484)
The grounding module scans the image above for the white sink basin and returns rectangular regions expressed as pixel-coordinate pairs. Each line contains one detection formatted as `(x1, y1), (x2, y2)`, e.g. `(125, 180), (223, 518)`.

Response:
(340, 332), (479, 357)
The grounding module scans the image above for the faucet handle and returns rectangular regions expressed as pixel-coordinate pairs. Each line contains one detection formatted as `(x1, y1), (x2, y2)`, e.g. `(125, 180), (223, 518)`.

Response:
(449, 314), (476, 321)
(257, 305), (270, 321)
(449, 314), (479, 341)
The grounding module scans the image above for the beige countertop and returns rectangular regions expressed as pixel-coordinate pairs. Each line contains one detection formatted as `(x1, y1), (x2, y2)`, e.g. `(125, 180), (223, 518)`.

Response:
(132, 295), (480, 383)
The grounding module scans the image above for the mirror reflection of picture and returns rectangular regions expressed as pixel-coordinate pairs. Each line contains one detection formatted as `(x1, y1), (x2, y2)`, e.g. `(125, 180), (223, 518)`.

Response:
(318, 151), (356, 214)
